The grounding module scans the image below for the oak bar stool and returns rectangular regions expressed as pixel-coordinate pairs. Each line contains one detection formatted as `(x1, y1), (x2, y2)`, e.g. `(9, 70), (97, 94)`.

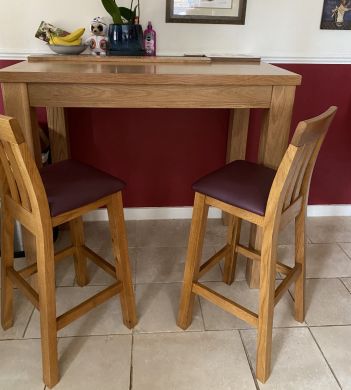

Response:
(178, 107), (337, 383)
(0, 115), (137, 388)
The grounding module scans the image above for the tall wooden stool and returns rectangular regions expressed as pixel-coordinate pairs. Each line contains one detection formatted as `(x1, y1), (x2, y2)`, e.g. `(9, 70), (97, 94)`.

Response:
(0, 115), (137, 388)
(177, 107), (337, 382)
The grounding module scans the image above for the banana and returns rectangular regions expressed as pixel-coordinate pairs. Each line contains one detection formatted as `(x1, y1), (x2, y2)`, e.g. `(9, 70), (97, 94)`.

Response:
(58, 28), (85, 42)
(49, 36), (82, 46)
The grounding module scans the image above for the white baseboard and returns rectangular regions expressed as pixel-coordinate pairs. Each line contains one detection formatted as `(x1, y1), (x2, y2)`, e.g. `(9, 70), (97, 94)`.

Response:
(307, 205), (351, 217)
(83, 207), (221, 221)
(82, 205), (351, 221)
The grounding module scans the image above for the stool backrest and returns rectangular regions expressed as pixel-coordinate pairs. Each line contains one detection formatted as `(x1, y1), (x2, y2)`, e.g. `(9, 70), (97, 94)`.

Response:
(0, 115), (49, 221)
(265, 106), (337, 228)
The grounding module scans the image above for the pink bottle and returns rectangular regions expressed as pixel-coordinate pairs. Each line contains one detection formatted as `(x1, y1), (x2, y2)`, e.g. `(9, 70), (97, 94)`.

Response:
(144, 21), (156, 56)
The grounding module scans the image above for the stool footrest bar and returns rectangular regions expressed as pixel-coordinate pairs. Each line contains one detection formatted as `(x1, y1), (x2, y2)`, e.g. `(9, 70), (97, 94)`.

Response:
(56, 282), (122, 331)
(192, 282), (258, 327)
(8, 268), (39, 309)
(199, 245), (230, 278)
(82, 245), (117, 279)
(274, 264), (302, 306)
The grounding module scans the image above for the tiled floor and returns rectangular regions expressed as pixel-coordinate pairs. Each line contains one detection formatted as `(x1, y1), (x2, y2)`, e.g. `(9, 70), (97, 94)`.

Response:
(1, 217), (351, 389)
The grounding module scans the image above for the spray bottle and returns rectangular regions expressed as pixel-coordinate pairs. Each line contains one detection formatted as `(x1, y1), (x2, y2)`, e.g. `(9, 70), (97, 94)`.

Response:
(144, 21), (156, 56)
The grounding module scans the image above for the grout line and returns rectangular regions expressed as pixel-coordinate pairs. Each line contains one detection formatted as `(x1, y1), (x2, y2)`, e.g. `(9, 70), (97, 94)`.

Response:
(308, 327), (343, 390)
(339, 278), (351, 294)
(6, 323), (351, 343)
(337, 243), (351, 262)
(309, 323), (351, 328)
(22, 306), (35, 338)
(129, 334), (134, 390)
(198, 295), (206, 331)
(238, 330), (260, 390)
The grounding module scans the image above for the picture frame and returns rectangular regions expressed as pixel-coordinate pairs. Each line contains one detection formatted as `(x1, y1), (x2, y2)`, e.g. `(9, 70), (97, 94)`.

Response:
(320, 0), (351, 30)
(166, 0), (247, 25)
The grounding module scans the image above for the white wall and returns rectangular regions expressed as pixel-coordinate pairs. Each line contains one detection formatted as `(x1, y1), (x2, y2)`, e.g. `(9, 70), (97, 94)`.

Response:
(1, 0), (351, 62)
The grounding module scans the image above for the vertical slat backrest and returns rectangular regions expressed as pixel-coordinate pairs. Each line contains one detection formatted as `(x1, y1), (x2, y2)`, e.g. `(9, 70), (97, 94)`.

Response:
(0, 140), (21, 202)
(265, 107), (337, 226)
(0, 115), (49, 218)
(2, 142), (31, 210)
(290, 107), (337, 203)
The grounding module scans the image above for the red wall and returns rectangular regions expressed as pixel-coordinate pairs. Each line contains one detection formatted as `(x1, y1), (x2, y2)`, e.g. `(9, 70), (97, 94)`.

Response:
(1, 60), (350, 207)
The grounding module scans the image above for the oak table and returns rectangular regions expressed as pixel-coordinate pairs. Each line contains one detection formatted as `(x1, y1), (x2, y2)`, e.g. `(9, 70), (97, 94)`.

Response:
(0, 55), (301, 287)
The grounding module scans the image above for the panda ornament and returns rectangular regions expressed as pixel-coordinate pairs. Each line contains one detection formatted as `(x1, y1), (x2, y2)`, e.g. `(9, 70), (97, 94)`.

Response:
(85, 17), (108, 56)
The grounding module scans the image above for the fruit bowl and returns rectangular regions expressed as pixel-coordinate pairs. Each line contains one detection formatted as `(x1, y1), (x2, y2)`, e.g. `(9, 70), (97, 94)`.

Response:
(48, 44), (87, 55)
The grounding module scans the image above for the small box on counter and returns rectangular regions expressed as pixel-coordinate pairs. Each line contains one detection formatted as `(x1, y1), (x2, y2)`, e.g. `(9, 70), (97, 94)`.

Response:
(35, 21), (69, 43)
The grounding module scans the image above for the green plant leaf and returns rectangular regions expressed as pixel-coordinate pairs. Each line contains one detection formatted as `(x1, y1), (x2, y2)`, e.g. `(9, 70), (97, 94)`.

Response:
(101, 0), (123, 24)
(120, 6), (136, 24)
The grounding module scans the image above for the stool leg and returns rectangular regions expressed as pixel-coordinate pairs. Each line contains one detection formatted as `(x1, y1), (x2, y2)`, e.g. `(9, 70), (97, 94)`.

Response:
(36, 229), (59, 388)
(69, 217), (88, 286)
(107, 192), (137, 329)
(294, 205), (306, 322)
(1, 208), (15, 330)
(256, 231), (276, 383)
(177, 193), (208, 330)
(223, 216), (241, 285)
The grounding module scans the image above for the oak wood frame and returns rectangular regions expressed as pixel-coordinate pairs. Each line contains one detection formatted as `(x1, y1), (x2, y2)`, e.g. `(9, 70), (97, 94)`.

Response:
(177, 107), (337, 383)
(0, 57), (301, 288)
(0, 116), (137, 388)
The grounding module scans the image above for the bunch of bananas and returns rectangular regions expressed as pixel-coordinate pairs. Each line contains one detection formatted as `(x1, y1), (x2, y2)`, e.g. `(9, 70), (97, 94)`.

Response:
(49, 28), (85, 46)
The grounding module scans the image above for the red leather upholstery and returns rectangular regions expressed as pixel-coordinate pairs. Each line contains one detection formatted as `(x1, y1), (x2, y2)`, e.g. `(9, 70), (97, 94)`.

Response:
(40, 160), (125, 217)
(193, 160), (276, 216)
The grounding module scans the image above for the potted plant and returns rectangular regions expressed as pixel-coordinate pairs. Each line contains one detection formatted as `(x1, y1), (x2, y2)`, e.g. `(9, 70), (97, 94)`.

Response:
(101, 0), (144, 56)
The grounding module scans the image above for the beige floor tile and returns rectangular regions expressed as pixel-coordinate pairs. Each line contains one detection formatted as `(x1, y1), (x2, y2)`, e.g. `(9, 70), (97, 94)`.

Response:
(0, 339), (44, 390)
(135, 246), (222, 284)
(134, 283), (204, 333)
(341, 278), (351, 293)
(0, 290), (34, 340)
(226, 254), (248, 281)
(85, 220), (137, 248)
(54, 335), (131, 390)
(205, 218), (251, 247)
(24, 286), (131, 338)
(78, 247), (137, 286)
(52, 230), (76, 286)
(278, 243), (351, 278)
(304, 278), (351, 325)
(55, 223), (138, 287)
(54, 257), (76, 287)
(203, 218), (228, 247)
(201, 281), (304, 330)
(311, 325), (351, 390)
(136, 219), (191, 247)
(241, 327), (339, 389)
(307, 216), (351, 243)
(278, 221), (296, 245)
(133, 331), (256, 390)
(338, 242), (351, 258)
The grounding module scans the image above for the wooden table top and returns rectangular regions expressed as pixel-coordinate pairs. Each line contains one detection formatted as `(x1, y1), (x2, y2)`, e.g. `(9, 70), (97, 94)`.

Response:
(0, 55), (301, 86)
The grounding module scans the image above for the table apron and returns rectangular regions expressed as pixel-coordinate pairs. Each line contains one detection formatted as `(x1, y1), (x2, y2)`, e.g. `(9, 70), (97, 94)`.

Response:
(27, 83), (273, 109)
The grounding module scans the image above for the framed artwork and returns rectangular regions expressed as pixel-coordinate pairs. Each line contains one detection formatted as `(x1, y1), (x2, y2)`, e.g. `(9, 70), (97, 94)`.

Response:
(321, 0), (351, 29)
(166, 0), (247, 24)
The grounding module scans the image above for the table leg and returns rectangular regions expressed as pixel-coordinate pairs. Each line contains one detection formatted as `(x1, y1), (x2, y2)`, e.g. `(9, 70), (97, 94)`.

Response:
(246, 86), (296, 288)
(2, 83), (41, 165)
(222, 108), (250, 225)
(1, 82), (42, 273)
(47, 107), (70, 162)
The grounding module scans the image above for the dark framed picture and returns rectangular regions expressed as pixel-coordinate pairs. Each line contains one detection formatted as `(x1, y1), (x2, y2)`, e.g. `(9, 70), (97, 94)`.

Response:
(321, 0), (351, 29)
(166, 0), (247, 24)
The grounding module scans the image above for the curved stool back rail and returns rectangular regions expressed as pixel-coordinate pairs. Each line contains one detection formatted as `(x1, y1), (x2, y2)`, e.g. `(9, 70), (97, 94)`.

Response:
(0, 115), (137, 388)
(177, 106), (337, 383)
